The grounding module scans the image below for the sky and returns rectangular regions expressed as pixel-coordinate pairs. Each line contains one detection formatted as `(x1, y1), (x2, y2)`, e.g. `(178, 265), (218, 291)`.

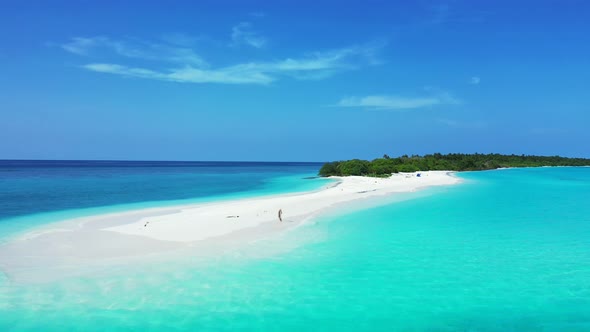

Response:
(1, 0), (589, 161)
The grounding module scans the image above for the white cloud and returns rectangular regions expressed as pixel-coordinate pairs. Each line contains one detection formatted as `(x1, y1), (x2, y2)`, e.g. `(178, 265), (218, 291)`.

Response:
(84, 63), (273, 84)
(83, 63), (167, 80)
(62, 36), (207, 66)
(231, 22), (267, 48)
(470, 76), (481, 84)
(62, 37), (98, 55)
(73, 39), (382, 85)
(336, 93), (461, 110)
(63, 33), (384, 85)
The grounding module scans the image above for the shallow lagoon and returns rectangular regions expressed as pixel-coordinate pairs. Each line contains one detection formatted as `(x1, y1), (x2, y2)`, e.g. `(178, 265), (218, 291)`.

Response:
(1, 166), (590, 331)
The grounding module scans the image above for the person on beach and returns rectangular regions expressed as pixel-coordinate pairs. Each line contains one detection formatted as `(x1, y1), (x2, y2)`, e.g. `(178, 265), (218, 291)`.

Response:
(278, 209), (283, 222)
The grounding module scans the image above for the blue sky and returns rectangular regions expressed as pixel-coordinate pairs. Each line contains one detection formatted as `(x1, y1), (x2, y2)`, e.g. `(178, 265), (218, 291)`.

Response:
(1, 1), (589, 161)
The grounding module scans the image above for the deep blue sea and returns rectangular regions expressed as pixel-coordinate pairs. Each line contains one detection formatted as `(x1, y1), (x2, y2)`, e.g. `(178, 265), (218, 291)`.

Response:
(1, 162), (590, 331)
(0, 160), (329, 239)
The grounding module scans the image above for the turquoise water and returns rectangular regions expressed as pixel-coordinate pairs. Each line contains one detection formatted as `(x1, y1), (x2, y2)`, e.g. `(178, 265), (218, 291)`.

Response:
(0, 161), (330, 240)
(1, 167), (590, 331)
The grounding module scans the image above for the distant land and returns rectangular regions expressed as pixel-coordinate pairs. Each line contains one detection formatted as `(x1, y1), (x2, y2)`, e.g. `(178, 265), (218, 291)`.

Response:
(319, 153), (590, 177)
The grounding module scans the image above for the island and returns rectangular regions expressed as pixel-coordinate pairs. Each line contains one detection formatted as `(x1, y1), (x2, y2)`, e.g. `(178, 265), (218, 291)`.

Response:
(3, 153), (590, 283)
(319, 153), (590, 177)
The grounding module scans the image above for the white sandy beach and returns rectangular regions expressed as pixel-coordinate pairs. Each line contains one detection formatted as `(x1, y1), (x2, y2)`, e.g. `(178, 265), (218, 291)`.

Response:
(0, 171), (459, 282)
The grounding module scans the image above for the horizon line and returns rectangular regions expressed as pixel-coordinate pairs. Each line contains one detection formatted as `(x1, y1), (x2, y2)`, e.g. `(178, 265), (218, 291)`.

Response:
(0, 159), (327, 163)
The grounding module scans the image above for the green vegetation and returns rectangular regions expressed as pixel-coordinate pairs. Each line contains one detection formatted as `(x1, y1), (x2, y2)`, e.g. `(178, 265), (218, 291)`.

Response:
(319, 153), (590, 177)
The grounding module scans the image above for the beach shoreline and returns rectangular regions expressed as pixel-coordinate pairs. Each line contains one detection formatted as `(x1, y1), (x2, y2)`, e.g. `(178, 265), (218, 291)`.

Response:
(0, 171), (460, 282)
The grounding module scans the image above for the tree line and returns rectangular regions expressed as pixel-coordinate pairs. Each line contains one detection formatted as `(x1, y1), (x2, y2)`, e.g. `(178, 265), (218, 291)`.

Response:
(318, 153), (590, 177)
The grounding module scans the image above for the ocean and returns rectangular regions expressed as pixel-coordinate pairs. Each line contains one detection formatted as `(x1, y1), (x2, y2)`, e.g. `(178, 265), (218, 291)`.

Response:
(1, 162), (589, 331)
(0, 160), (329, 240)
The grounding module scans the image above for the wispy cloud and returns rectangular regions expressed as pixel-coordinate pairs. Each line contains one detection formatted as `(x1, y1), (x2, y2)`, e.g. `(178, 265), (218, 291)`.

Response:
(62, 37), (96, 55)
(62, 32), (384, 85)
(76, 41), (384, 85)
(470, 76), (481, 85)
(83, 63), (273, 84)
(231, 22), (267, 48)
(336, 92), (460, 111)
(62, 36), (207, 66)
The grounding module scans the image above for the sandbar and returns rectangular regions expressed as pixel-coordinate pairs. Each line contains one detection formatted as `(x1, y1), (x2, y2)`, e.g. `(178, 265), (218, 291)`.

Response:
(0, 171), (460, 282)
